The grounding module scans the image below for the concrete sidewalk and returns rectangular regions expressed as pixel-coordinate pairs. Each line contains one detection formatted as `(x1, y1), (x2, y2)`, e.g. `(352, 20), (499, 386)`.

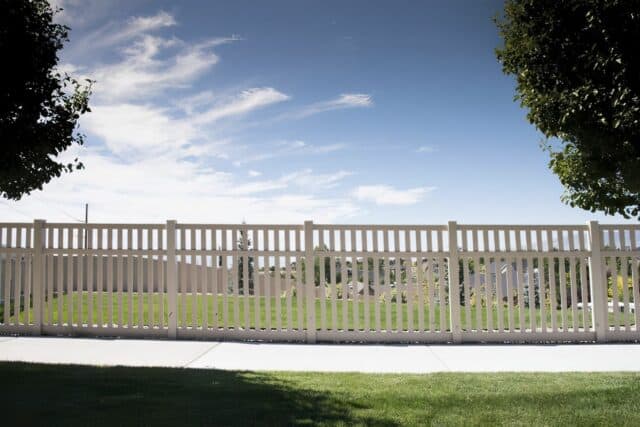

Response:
(0, 336), (639, 373)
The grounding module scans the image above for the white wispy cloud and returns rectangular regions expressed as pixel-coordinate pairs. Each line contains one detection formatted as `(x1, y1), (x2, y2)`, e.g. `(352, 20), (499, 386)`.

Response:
(175, 90), (217, 114)
(416, 145), (437, 153)
(352, 185), (434, 206)
(82, 103), (197, 155)
(280, 169), (353, 189)
(191, 87), (290, 124)
(88, 36), (226, 102)
(228, 169), (352, 195)
(63, 10), (177, 57)
(232, 141), (346, 166)
(311, 143), (346, 153)
(100, 11), (176, 47)
(284, 93), (373, 119)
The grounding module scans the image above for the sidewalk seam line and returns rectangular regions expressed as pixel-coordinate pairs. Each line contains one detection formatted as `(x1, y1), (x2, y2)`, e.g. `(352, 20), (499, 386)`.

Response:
(184, 342), (222, 368)
(426, 346), (451, 372)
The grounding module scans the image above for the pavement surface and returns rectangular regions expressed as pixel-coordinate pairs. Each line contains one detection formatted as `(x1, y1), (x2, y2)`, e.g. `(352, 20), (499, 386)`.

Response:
(0, 336), (639, 372)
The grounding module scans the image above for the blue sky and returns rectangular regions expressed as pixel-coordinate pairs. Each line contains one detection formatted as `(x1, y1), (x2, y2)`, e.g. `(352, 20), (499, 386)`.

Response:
(1, 0), (634, 225)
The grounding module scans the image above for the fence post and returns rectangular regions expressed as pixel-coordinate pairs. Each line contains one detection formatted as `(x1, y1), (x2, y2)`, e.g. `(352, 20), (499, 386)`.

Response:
(447, 221), (462, 343)
(32, 219), (45, 335)
(166, 220), (178, 339)
(304, 220), (317, 343)
(587, 221), (607, 343)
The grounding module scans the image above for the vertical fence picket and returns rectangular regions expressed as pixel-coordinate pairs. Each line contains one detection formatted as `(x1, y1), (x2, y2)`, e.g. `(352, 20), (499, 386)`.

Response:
(61, 228), (69, 326)
(621, 255), (630, 331)
(633, 257), (640, 329)
(484, 255), (493, 333)
(201, 229), (208, 332)
(363, 230), (371, 333)
(47, 227), (54, 326)
(350, 229), (358, 332)
(577, 230), (587, 331)
(506, 256), (515, 333)
(415, 230), (424, 333)
(231, 228), (239, 330)
(211, 228), (218, 331)
(285, 230), (293, 331)
(221, 229), (228, 330)
(559, 256), (569, 333)
(340, 229), (348, 331)
(106, 229), (115, 328)
(304, 221), (316, 342)
(296, 228), (304, 331)
(526, 255), (536, 332)
(610, 255), (620, 331)
(578, 254), (589, 331)
(137, 228), (144, 328)
(318, 228), (327, 332)
(126, 228), (133, 328)
(116, 228), (123, 328)
(568, 254), (578, 332)
(373, 253), (381, 333)
(461, 233), (471, 332)
(254, 229), (261, 331)
(166, 221), (177, 338)
(243, 226), (251, 331)
(2, 229), (10, 325)
(403, 230), (412, 334)
(427, 256), (436, 332)
(330, 230), (338, 332)
(189, 228), (196, 329)
(274, 230), (282, 332)
(263, 227), (271, 331)
(493, 231), (503, 333)
(96, 229), (103, 328)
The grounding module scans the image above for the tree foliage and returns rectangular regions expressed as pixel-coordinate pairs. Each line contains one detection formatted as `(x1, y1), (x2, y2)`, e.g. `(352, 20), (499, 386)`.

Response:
(495, 1), (640, 218)
(0, 0), (91, 200)
(237, 228), (255, 294)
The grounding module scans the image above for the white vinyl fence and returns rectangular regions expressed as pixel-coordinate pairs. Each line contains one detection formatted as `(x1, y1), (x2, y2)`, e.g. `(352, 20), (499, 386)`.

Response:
(0, 220), (638, 343)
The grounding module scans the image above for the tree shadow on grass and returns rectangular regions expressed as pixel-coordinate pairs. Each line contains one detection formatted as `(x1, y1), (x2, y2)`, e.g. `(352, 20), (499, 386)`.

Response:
(0, 362), (397, 427)
(2, 364), (640, 426)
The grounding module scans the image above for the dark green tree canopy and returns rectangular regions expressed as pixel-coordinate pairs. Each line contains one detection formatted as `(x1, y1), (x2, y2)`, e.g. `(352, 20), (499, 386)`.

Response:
(496, 0), (640, 218)
(0, 0), (91, 200)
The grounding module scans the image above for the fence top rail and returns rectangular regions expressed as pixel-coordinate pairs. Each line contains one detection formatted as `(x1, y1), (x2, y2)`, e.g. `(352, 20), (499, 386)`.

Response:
(0, 223), (33, 228)
(600, 224), (640, 231)
(0, 221), (637, 231)
(312, 224), (448, 230)
(175, 223), (304, 230)
(45, 223), (165, 229)
(458, 224), (589, 230)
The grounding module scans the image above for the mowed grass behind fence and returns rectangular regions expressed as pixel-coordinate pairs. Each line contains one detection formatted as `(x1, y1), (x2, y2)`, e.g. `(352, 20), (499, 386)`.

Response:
(2, 292), (634, 331)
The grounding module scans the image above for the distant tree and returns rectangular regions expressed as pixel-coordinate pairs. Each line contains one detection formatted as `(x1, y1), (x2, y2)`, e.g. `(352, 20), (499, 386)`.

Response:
(458, 258), (475, 306)
(237, 228), (254, 294)
(0, 0), (92, 200)
(301, 245), (342, 286)
(496, 1), (640, 218)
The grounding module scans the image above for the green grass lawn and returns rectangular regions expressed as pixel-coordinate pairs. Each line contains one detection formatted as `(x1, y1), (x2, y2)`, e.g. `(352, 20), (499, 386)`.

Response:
(2, 292), (635, 331)
(1, 362), (639, 426)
